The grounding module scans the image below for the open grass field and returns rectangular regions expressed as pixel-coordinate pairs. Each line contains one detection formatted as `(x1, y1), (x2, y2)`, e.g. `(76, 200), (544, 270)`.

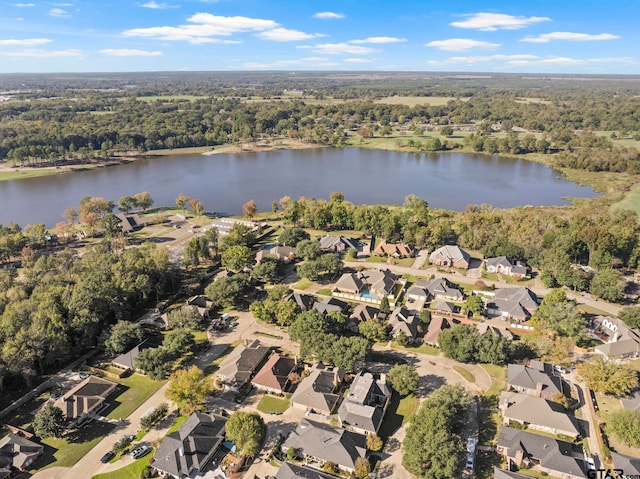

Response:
(396, 394), (419, 424)
(256, 395), (290, 414)
(374, 96), (465, 106)
(136, 95), (209, 102)
(92, 453), (152, 479)
(612, 181), (640, 216)
(105, 374), (166, 420)
(0, 168), (67, 181)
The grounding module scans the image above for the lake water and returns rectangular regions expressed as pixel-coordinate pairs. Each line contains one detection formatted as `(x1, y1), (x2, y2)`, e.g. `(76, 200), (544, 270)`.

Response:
(0, 148), (597, 227)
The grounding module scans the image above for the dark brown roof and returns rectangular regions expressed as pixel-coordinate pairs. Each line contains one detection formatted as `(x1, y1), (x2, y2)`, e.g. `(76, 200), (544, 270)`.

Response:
(252, 354), (297, 392)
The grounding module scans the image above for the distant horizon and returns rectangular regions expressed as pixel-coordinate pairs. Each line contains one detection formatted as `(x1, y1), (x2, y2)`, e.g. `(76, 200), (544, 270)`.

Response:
(0, 1), (637, 74)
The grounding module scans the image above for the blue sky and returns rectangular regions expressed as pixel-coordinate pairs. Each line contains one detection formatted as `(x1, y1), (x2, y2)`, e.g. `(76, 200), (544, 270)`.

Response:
(0, 0), (638, 73)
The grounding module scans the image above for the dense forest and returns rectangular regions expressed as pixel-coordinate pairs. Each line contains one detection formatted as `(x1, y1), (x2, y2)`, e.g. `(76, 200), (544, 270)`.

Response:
(2, 72), (640, 173)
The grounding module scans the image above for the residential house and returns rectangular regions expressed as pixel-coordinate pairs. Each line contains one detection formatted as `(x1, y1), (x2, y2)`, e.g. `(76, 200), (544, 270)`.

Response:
(422, 278), (464, 302)
(387, 307), (421, 341)
(333, 269), (400, 305)
(276, 462), (338, 479)
(373, 240), (413, 258)
(499, 391), (579, 439)
(215, 340), (270, 392)
(485, 257), (529, 278)
(251, 353), (297, 394)
(338, 372), (391, 435)
(53, 375), (118, 426)
(477, 323), (514, 340)
(497, 427), (586, 479)
(611, 451), (640, 476)
(0, 433), (44, 473)
(115, 213), (144, 234)
(207, 218), (262, 237)
(284, 292), (315, 311)
(256, 244), (296, 263)
(186, 295), (215, 321)
(282, 419), (368, 473)
(493, 468), (535, 479)
(152, 412), (228, 479)
(424, 316), (456, 347)
(486, 287), (539, 321)
(406, 283), (429, 302)
(347, 304), (381, 333)
(290, 364), (344, 417)
(318, 236), (361, 254)
(620, 391), (640, 412)
(312, 297), (349, 315)
(431, 301), (459, 315)
(112, 339), (159, 371)
(429, 245), (470, 269)
(507, 361), (563, 400)
(593, 315), (640, 360)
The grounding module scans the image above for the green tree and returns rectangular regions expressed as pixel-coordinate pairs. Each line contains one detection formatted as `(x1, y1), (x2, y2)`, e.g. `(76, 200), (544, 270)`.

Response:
(388, 364), (420, 396)
(607, 409), (640, 448)
(167, 306), (202, 330)
(278, 228), (310, 248)
(165, 365), (209, 414)
(205, 273), (250, 308)
(134, 348), (173, 380)
(379, 296), (391, 314)
(366, 433), (384, 452)
(225, 412), (266, 456)
(354, 457), (371, 479)
(33, 403), (65, 439)
(271, 201), (279, 214)
(419, 310), (431, 325)
(104, 320), (144, 355)
(251, 257), (279, 283)
(175, 193), (189, 214)
(134, 191), (154, 212)
(439, 324), (478, 363)
(296, 239), (321, 260)
(221, 245), (255, 272)
(189, 198), (205, 216)
(534, 289), (585, 338)
(619, 306), (640, 329)
(117, 195), (138, 214)
(440, 125), (454, 137)
(589, 268), (625, 302)
(464, 295), (484, 316)
(359, 318), (388, 343)
(100, 213), (122, 239)
(577, 356), (639, 395)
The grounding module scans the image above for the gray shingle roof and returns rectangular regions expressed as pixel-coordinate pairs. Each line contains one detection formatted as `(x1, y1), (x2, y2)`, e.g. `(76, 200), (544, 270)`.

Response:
(499, 391), (579, 436)
(507, 362), (562, 396)
(388, 307), (420, 339)
(338, 372), (391, 434)
(497, 427), (586, 478)
(493, 468), (530, 479)
(153, 412), (227, 478)
(0, 433), (43, 471)
(422, 277), (464, 300)
(289, 365), (343, 415)
(276, 462), (339, 479)
(429, 245), (470, 263)
(611, 451), (640, 475)
(283, 419), (367, 471)
(216, 340), (270, 388)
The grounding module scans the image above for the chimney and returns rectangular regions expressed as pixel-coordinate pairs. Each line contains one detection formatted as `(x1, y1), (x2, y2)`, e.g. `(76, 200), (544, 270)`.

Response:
(379, 372), (386, 383)
(514, 450), (524, 465)
(179, 448), (184, 457)
(534, 382), (543, 398)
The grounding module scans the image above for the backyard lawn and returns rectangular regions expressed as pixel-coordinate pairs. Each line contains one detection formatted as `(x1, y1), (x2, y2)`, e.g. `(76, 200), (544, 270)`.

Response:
(256, 395), (290, 414)
(293, 278), (313, 290)
(106, 374), (165, 420)
(396, 394), (419, 424)
(92, 453), (152, 479)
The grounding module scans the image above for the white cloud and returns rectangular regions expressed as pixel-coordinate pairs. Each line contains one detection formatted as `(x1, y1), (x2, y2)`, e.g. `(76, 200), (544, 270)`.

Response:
(451, 12), (550, 31)
(426, 38), (500, 52)
(122, 13), (278, 43)
(257, 28), (323, 42)
(9, 3), (36, 7)
(306, 42), (377, 55)
(243, 57), (340, 69)
(521, 32), (619, 43)
(0, 38), (52, 46)
(101, 48), (163, 56)
(48, 8), (69, 17)
(0, 48), (83, 57)
(442, 54), (539, 64)
(313, 11), (344, 19)
(344, 58), (375, 63)
(350, 36), (406, 44)
(439, 54), (637, 67)
(140, 1), (176, 9)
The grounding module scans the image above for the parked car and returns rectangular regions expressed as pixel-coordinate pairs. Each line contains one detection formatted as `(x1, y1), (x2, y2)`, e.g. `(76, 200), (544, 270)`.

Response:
(586, 457), (596, 471)
(130, 445), (151, 459)
(554, 365), (568, 374)
(466, 437), (477, 453)
(100, 451), (115, 463)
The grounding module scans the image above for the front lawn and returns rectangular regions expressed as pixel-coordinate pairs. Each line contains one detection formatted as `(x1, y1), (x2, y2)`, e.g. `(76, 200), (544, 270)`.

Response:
(293, 278), (313, 290)
(105, 374), (165, 420)
(256, 395), (290, 414)
(480, 364), (507, 398)
(36, 421), (117, 470)
(396, 394), (419, 424)
(391, 341), (440, 356)
(92, 453), (152, 479)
